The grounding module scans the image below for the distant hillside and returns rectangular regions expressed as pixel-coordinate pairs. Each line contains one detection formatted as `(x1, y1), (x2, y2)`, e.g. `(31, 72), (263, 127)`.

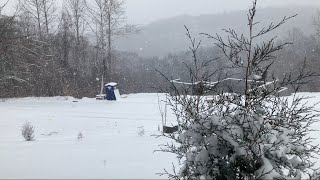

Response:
(115, 6), (319, 57)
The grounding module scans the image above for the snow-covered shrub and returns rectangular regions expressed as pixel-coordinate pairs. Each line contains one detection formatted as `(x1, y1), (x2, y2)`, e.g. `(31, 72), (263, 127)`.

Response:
(77, 131), (84, 140)
(158, 1), (319, 179)
(138, 126), (145, 136)
(166, 94), (319, 179)
(22, 122), (35, 141)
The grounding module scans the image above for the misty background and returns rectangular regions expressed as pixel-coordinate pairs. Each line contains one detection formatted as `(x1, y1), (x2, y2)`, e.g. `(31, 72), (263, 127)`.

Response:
(1, 0), (320, 97)
(4, 0), (320, 24)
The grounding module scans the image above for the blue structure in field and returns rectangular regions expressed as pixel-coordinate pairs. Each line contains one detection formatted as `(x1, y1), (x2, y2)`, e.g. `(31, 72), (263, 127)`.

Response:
(105, 82), (117, 101)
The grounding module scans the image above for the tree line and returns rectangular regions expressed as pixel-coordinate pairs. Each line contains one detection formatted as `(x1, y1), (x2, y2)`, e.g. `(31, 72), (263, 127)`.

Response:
(0, 0), (320, 98)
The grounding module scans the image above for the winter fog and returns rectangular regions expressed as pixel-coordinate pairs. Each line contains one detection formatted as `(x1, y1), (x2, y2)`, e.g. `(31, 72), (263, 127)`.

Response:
(1, 0), (320, 179)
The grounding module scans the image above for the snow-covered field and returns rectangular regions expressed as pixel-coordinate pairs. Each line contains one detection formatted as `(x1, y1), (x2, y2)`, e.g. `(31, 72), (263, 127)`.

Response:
(1, 92), (320, 179)
(0, 93), (177, 179)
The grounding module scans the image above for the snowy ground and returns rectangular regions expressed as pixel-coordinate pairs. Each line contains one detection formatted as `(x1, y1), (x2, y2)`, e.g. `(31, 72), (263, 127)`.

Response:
(1, 92), (320, 179)
(0, 94), (177, 179)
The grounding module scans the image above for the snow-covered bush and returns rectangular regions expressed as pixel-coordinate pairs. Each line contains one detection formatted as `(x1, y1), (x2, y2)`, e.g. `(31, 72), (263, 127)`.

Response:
(158, 1), (319, 179)
(77, 131), (84, 140)
(165, 94), (319, 179)
(22, 122), (35, 141)
(138, 126), (145, 136)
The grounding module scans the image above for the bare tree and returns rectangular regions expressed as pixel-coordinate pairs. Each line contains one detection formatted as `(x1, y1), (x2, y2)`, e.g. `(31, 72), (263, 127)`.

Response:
(0, 0), (10, 15)
(18, 0), (42, 38)
(40, 0), (56, 35)
(103, 0), (128, 79)
(314, 9), (320, 37)
(18, 0), (56, 38)
(86, 0), (134, 94)
(66, 0), (85, 44)
(205, 1), (298, 107)
(57, 8), (72, 67)
(64, 0), (87, 73)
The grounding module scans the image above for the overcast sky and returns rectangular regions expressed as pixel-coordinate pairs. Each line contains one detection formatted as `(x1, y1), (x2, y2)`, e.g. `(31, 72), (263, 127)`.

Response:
(125, 0), (320, 24)
(3, 0), (320, 25)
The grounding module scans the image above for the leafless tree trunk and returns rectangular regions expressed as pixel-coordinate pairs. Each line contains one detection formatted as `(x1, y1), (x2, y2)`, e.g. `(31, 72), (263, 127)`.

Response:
(86, 0), (107, 82)
(0, 0), (10, 15)
(66, 0), (85, 44)
(19, 0), (42, 39)
(40, 0), (56, 36)
(19, 0), (56, 38)
(86, 0), (133, 94)
(314, 9), (320, 37)
(107, 8), (112, 79)
(58, 9), (72, 67)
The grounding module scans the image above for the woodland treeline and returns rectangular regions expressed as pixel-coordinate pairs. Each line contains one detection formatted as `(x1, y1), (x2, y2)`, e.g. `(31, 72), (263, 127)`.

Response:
(0, 0), (320, 98)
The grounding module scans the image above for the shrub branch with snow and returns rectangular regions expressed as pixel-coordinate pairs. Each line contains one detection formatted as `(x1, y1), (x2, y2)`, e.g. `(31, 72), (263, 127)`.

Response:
(158, 0), (320, 179)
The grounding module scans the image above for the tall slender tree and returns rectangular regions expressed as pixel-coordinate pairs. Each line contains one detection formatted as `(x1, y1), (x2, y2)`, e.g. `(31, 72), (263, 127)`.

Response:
(18, 0), (56, 38)
(66, 0), (85, 45)
(40, 0), (56, 35)
(86, 0), (134, 94)
(18, 0), (42, 39)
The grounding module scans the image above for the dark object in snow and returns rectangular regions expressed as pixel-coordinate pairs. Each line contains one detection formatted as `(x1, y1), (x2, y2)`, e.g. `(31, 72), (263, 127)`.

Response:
(96, 94), (106, 100)
(105, 82), (117, 101)
(163, 125), (178, 133)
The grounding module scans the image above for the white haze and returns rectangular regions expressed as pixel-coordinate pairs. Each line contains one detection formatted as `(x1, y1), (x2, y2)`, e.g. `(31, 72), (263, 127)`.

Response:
(2, 0), (320, 24)
(125, 0), (320, 24)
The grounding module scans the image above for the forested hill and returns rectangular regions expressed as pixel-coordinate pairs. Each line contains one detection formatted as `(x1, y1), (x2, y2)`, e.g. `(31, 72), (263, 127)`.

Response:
(116, 6), (318, 57)
(1, 2), (320, 98)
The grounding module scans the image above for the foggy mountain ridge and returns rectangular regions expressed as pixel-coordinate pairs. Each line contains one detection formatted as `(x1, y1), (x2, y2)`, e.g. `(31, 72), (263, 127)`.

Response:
(115, 6), (319, 57)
